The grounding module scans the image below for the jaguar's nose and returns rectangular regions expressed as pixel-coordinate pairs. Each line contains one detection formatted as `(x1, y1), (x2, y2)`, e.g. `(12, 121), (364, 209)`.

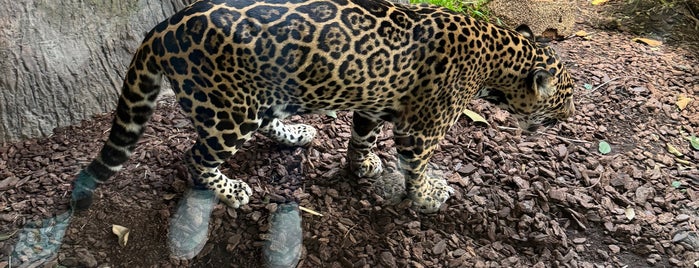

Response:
(542, 118), (558, 127)
(526, 124), (540, 132)
(518, 120), (540, 133)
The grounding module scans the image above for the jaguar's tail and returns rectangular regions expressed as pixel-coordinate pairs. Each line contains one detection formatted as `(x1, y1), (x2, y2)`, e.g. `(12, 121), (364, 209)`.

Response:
(71, 43), (163, 210)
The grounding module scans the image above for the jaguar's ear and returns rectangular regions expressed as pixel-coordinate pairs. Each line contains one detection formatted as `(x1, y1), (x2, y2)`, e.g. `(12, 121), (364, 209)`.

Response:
(515, 24), (535, 42)
(526, 68), (558, 99)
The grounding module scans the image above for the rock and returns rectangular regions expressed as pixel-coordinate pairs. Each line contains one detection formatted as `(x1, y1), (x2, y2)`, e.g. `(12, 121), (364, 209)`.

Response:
(0, 213), (15, 222)
(616, 224), (642, 235)
(60, 257), (79, 267)
(0, 176), (19, 191)
(457, 163), (477, 175)
(226, 233), (242, 252)
(610, 176), (628, 187)
(573, 238), (587, 244)
(668, 257), (682, 266)
(379, 251), (396, 267)
(672, 231), (699, 251)
(549, 188), (568, 202)
(487, 0), (576, 37)
(672, 231), (689, 243)
(608, 245), (620, 254)
(634, 186), (654, 204)
(646, 257), (657, 265)
(74, 248), (98, 268)
(657, 213), (674, 224)
(433, 240), (447, 255)
(510, 176), (530, 189)
(451, 249), (467, 257)
(675, 214), (690, 222)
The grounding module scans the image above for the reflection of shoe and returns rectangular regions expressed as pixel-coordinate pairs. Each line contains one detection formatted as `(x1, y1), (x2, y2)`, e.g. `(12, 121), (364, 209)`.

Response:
(263, 203), (302, 268)
(12, 210), (72, 266)
(71, 169), (98, 210)
(168, 188), (217, 260)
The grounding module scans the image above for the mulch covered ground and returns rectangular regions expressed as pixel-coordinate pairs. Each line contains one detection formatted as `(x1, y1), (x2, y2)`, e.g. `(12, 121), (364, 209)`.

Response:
(1, 14), (698, 268)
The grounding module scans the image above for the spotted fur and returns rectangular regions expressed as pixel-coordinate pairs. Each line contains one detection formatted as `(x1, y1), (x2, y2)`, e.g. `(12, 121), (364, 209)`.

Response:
(71, 0), (575, 213)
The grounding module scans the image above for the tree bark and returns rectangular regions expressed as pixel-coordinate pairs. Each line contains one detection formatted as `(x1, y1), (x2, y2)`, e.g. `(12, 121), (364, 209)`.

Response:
(0, 0), (192, 143)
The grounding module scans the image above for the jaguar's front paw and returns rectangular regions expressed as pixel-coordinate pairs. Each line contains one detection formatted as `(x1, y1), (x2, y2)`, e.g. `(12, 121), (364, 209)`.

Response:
(348, 152), (383, 178)
(216, 179), (253, 208)
(408, 176), (454, 213)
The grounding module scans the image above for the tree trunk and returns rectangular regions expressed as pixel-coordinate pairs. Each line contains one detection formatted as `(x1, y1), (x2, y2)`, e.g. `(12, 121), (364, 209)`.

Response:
(0, 0), (192, 143)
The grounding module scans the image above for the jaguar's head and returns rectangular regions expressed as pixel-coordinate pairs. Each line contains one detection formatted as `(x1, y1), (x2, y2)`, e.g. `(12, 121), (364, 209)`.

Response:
(479, 25), (575, 132)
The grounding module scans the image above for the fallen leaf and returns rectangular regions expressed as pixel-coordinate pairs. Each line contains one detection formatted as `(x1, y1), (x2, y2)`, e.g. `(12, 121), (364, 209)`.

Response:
(299, 206), (323, 217)
(666, 143), (683, 157)
(632, 37), (662, 47)
(598, 140), (611, 155)
(691, 136), (699, 150)
(462, 109), (489, 126)
(675, 158), (692, 166)
(625, 206), (635, 220)
(0, 229), (18, 241)
(591, 0), (609, 5)
(575, 30), (589, 37)
(323, 110), (338, 119)
(112, 224), (130, 247)
(676, 96), (693, 110)
(671, 181), (682, 189)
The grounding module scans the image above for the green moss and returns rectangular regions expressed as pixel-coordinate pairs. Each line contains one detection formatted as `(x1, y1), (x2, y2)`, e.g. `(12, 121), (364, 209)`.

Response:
(411, 0), (493, 21)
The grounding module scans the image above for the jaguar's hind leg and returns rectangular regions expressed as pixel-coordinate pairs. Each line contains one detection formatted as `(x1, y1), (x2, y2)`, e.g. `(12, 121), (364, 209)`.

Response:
(393, 117), (456, 213)
(347, 112), (384, 178)
(259, 117), (316, 147)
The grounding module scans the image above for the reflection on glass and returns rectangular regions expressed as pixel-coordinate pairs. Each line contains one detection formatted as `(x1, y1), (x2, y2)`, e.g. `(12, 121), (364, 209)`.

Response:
(263, 202), (302, 268)
(11, 199), (73, 266)
(168, 187), (218, 260)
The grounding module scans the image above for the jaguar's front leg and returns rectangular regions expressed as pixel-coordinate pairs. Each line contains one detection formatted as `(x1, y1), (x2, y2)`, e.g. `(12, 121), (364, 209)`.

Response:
(347, 112), (384, 178)
(393, 127), (454, 213)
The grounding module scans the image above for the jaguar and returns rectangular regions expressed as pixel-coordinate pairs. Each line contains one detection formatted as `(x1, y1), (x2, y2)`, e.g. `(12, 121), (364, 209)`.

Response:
(71, 0), (575, 213)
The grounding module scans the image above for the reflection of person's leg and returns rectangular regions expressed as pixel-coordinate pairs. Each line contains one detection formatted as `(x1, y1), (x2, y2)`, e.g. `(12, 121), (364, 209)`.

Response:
(11, 210), (72, 266)
(263, 202), (302, 267)
(256, 116), (310, 266)
(167, 185), (217, 260)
